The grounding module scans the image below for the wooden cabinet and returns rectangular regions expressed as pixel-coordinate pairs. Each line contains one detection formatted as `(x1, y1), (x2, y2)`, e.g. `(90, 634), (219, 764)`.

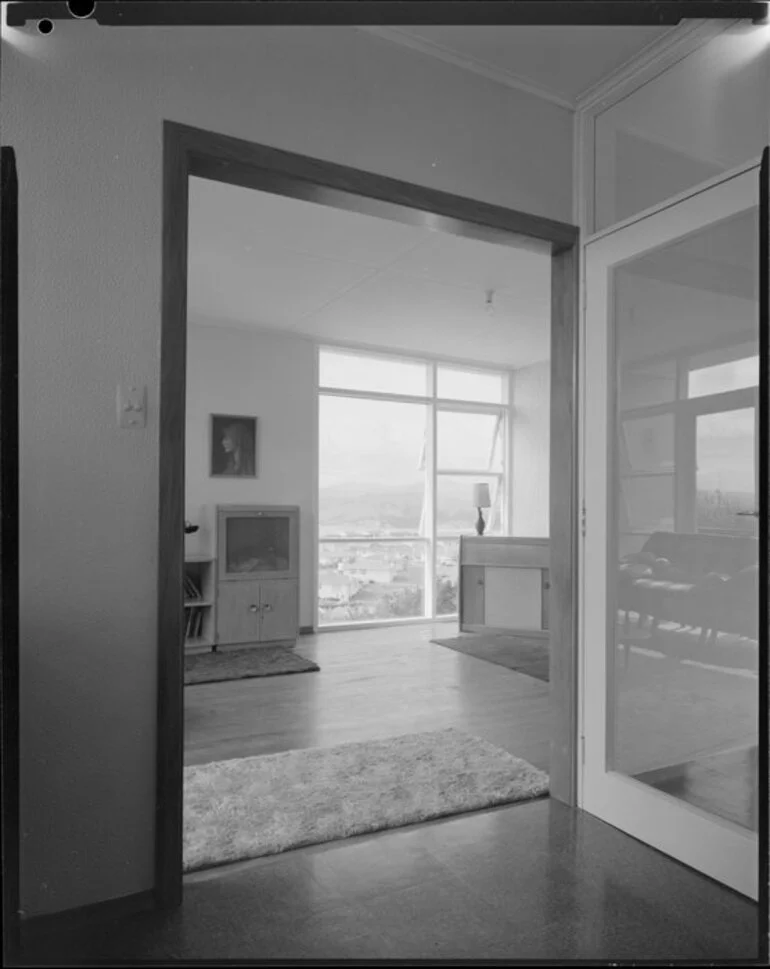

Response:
(459, 537), (549, 636)
(216, 578), (298, 646)
(215, 505), (300, 648)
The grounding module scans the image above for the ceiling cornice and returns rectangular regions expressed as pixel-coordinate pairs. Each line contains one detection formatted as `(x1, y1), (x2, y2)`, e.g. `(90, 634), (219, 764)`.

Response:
(357, 25), (577, 111)
(359, 20), (739, 115)
(574, 18), (735, 110)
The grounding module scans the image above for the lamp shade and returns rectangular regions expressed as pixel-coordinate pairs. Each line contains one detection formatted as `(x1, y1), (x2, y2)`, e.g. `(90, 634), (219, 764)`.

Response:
(472, 482), (491, 508)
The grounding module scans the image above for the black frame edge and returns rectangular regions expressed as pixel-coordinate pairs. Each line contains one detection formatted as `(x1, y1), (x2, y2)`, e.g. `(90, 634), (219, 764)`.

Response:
(1, 147), (21, 964)
(5, 1), (769, 28)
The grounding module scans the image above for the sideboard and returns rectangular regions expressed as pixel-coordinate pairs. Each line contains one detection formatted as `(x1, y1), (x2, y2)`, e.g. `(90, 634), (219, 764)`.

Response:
(459, 536), (550, 637)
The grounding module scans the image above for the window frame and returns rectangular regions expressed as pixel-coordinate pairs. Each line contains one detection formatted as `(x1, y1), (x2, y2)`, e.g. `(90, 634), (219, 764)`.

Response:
(317, 345), (512, 627)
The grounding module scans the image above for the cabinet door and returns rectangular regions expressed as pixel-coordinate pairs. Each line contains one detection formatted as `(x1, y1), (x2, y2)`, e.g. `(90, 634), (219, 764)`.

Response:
(216, 581), (262, 645)
(259, 580), (298, 643)
(484, 567), (543, 630)
(461, 566), (485, 627)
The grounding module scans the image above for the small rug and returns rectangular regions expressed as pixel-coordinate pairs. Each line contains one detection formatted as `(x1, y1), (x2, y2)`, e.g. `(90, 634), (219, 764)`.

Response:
(184, 646), (319, 686)
(183, 728), (548, 872)
(432, 633), (549, 682)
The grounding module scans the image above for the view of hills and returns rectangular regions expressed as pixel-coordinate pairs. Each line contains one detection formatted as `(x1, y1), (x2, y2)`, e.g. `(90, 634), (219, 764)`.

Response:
(319, 478), (483, 535)
(319, 481), (756, 537)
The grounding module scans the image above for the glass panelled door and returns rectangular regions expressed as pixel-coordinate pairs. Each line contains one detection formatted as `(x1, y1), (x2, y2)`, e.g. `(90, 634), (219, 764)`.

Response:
(581, 166), (760, 898)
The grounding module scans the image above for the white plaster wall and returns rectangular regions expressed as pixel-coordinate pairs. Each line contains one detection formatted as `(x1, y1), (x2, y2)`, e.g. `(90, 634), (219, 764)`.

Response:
(1, 20), (573, 916)
(185, 324), (317, 629)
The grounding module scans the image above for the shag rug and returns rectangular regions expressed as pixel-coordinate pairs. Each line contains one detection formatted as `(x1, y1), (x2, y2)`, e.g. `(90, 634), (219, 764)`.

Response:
(184, 728), (548, 872)
(432, 633), (549, 682)
(184, 646), (319, 686)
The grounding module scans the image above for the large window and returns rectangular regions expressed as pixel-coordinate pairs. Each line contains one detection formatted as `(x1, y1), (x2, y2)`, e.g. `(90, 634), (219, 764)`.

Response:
(318, 348), (511, 626)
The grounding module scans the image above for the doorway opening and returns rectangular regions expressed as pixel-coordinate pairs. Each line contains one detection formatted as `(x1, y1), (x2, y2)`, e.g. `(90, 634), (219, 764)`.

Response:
(158, 121), (579, 902)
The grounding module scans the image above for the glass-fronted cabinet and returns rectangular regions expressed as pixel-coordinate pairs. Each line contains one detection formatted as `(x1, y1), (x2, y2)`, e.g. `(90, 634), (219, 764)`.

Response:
(216, 505), (300, 646)
(224, 514), (292, 575)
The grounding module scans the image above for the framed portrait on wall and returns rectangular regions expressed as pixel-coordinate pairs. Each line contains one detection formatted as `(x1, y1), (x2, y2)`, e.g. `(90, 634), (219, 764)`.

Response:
(210, 414), (257, 478)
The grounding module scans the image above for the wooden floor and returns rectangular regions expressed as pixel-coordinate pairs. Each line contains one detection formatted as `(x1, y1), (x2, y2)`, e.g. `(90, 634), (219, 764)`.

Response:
(184, 622), (551, 770)
(185, 623), (757, 829)
(18, 624), (759, 963)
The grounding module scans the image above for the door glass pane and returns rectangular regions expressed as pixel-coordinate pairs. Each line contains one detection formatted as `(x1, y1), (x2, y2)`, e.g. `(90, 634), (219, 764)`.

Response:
(609, 209), (759, 831)
(696, 409), (757, 536)
(621, 414), (675, 472)
(318, 540), (425, 625)
(319, 349), (429, 396)
(620, 359), (678, 410)
(688, 355), (759, 398)
(593, 21), (768, 231)
(319, 395), (428, 538)
(619, 475), (675, 534)
(436, 538), (459, 616)
(437, 411), (504, 471)
(437, 475), (503, 536)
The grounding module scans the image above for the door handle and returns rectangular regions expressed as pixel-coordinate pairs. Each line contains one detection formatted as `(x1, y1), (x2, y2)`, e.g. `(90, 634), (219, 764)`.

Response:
(736, 511), (759, 517)
(263, 603), (273, 612)
(249, 604), (259, 613)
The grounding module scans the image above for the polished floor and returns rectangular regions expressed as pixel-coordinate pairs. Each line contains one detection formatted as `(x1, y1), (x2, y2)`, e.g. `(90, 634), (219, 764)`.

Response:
(20, 624), (760, 963)
(21, 798), (759, 963)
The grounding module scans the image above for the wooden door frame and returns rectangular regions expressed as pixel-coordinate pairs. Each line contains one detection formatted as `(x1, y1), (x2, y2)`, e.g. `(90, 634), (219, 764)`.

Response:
(157, 120), (580, 906)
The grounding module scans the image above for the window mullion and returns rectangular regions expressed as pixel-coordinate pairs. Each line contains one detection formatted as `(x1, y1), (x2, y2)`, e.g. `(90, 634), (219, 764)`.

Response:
(505, 372), (513, 535)
(426, 364), (437, 619)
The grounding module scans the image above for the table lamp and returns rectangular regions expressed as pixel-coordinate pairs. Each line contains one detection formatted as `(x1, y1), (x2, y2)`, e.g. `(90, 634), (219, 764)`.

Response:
(472, 483), (491, 535)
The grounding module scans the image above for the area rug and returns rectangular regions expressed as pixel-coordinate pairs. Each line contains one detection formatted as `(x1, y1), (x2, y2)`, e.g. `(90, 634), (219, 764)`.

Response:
(184, 646), (319, 686)
(432, 633), (549, 682)
(183, 728), (548, 872)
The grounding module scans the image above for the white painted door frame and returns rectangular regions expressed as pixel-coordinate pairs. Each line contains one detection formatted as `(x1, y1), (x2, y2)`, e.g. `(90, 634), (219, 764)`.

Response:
(578, 163), (760, 900)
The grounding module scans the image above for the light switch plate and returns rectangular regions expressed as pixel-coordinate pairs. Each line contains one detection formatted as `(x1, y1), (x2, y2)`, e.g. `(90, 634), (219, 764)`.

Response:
(117, 384), (146, 428)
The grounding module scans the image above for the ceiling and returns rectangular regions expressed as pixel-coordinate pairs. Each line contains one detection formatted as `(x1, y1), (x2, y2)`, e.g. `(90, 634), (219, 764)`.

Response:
(362, 25), (676, 106)
(187, 177), (552, 369)
(185, 24), (688, 367)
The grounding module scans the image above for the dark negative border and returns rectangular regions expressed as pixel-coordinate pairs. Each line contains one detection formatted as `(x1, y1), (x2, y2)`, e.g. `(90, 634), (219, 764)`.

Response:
(1, 148), (21, 963)
(4, 1), (760, 950)
(5, 1), (769, 28)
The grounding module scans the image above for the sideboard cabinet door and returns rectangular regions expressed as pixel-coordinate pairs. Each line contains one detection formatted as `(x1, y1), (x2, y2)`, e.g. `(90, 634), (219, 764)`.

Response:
(259, 580), (299, 643)
(217, 580), (262, 645)
(461, 566), (485, 627)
